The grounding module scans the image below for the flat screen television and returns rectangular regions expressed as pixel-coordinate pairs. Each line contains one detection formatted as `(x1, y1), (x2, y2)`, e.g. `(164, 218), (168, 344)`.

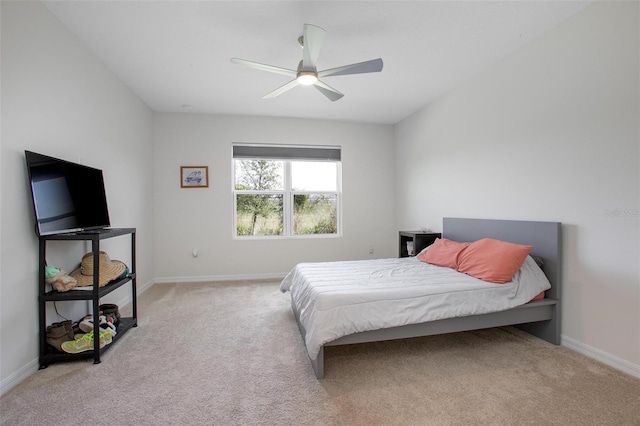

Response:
(25, 150), (111, 236)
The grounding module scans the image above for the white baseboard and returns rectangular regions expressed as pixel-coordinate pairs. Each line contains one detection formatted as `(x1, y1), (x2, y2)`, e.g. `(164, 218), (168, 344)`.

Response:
(125, 280), (637, 381)
(134, 279), (640, 381)
(154, 273), (286, 284)
(0, 358), (40, 397)
(6, 284), (636, 397)
(562, 334), (640, 379)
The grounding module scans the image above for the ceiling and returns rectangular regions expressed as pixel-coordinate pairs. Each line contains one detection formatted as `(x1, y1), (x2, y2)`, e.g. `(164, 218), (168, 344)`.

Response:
(43, 1), (591, 125)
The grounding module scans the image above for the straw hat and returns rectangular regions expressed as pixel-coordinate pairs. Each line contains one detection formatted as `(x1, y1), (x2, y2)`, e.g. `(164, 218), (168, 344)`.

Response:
(70, 251), (128, 287)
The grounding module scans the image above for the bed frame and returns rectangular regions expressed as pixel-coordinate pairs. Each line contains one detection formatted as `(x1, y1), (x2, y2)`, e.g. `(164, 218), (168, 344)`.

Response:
(293, 217), (562, 379)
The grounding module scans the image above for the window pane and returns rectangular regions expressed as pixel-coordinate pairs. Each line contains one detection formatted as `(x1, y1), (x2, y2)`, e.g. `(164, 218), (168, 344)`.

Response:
(291, 161), (337, 191)
(235, 159), (284, 190)
(293, 194), (337, 235)
(236, 194), (283, 236)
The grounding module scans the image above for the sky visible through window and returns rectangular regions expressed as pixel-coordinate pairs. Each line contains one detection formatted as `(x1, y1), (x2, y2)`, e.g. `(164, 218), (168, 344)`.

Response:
(292, 161), (337, 191)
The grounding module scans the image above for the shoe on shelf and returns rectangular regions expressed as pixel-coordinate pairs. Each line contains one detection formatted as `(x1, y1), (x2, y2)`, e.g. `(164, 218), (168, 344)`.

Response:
(99, 315), (117, 336)
(78, 314), (94, 333)
(99, 329), (114, 346)
(99, 304), (120, 324)
(46, 320), (74, 352)
(60, 330), (107, 354)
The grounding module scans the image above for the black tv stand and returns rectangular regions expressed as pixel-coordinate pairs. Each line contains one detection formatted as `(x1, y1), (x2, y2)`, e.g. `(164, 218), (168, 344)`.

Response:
(38, 227), (137, 368)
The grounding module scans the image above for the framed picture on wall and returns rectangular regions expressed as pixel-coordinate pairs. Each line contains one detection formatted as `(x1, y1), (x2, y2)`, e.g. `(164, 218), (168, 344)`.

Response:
(180, 166), (209, 188)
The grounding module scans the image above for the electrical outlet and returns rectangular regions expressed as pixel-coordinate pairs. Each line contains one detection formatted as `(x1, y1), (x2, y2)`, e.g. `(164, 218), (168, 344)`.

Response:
(369, 246), (374, 254)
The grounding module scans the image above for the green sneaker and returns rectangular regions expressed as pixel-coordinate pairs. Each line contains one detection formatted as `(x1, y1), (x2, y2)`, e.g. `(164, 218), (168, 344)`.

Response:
(100, 329), (114, 345)
(60, 331), (106, 354)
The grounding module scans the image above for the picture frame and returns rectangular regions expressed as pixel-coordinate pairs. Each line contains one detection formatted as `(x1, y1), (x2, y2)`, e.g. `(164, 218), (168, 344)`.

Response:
(180, 166), (209, 188)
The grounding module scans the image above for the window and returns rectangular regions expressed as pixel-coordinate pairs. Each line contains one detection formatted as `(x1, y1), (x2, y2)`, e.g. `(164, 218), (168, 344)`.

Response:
(233, 144), (341, 238)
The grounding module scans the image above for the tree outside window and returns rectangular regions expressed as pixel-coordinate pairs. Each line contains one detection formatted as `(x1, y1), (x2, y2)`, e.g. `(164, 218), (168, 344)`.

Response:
(235, 160), (284, 236)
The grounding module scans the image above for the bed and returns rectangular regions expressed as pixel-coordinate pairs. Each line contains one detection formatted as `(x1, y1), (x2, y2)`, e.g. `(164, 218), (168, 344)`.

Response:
(280, 218), (562, 379)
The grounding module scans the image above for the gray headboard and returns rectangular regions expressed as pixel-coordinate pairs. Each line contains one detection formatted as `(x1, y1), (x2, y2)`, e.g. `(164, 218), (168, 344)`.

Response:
(442, 218), (562, 301)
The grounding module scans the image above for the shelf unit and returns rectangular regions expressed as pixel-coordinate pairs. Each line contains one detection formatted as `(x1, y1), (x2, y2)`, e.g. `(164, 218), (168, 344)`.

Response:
(38, 228), (137, 368)
(399, 231), (441, 257)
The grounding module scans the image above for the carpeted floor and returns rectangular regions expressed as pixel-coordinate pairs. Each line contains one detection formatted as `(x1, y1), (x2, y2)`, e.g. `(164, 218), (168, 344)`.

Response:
(2, 280), (639, 425)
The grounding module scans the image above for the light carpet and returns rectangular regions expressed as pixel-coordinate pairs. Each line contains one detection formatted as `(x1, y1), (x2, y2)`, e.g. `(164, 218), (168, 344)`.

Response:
(1, 280), (639, 425)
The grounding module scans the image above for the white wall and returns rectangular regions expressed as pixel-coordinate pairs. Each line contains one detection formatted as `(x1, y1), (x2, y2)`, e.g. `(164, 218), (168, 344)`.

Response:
(153, 113), (396, 281)
(395, 1), (639, 372)
(1, 1), (154, 393)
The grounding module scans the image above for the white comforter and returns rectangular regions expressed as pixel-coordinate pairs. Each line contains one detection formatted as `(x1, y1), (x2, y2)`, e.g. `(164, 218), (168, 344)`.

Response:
(280, 256), (550, 360)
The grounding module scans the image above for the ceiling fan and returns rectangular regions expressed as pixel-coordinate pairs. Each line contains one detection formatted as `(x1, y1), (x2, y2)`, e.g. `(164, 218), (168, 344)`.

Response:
(231, 24), (383, 102)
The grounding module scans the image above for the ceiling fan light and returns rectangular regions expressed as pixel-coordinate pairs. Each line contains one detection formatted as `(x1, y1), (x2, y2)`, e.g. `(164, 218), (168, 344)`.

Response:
(297, 71), (318, 86)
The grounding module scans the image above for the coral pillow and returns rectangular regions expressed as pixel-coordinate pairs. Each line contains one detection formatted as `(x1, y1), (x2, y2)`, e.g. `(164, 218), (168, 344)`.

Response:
(531, 291), (545, 301)
(417, 238), (470, 269)
(456, 238), (532, 284)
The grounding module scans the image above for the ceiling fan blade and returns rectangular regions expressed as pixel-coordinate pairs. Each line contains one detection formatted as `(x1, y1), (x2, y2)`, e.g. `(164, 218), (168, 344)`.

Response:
(263, 79), (300, 99)
(313, 80), (344, 102)
(318, 58), (383, 78)
(231, 58), (296, 77)
(302, 24), (325, 70)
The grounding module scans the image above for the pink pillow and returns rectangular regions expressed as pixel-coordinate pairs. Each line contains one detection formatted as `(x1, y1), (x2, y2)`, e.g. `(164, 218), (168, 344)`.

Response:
(417, 238), (470, 269)
(530, 291), (545, 301)
(456, 238), (532, 284)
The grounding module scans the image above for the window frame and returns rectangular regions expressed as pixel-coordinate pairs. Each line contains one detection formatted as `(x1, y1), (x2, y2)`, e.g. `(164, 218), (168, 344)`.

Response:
(232, 144), (342, 239)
